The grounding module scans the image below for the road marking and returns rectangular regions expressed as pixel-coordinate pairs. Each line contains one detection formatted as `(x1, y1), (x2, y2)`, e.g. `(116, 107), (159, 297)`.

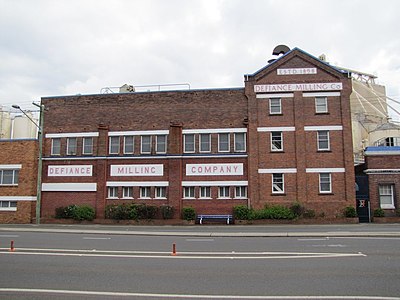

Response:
(298, 238), (328, 241)
(0, 235), (19, 238)
(83, 237), (111, 240)
(186, 238), (215, 242)
(0, 288), (397, 299)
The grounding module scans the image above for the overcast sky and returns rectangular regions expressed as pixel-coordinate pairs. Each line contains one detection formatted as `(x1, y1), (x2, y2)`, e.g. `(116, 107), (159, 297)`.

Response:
(1, 0), (399, 113)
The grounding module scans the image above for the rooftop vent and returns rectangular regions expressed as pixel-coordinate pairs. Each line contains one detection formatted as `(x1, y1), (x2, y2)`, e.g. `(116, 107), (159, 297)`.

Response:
(268, 44), (290, 63)
(119, 84), (135, 93)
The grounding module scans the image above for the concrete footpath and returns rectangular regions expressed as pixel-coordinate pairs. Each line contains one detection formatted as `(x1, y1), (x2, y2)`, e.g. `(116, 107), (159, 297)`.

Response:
(0, 223), (400, 237)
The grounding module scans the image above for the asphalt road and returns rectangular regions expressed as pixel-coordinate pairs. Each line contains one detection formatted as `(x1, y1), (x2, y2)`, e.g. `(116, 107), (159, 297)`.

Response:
(0, 228), (400, 299)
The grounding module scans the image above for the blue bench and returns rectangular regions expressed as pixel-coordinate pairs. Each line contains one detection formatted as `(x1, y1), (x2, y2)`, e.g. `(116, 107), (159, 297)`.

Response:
(197, 214), (233, 225)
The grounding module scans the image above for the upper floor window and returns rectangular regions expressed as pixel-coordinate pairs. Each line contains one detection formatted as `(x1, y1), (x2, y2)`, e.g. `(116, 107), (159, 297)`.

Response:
(234, 133), (246, 152)
(218, 186), (230, 199)
(155, 186), (167, 199)
(315, 96), (328, 113)
(218, 133), (230, 152)
(269, 98), (282, 114)
(109, 136), (120, 154)
(271, 132), (283, 151)
(319, 173), (331, 193)
(140, 186), (151, 198)
(235, 186), (247, 199)
(183, 186), (195, 199)
(141, 135), (152, 154)
(184, 134), (195, 153)
(379, 184), (395, 209)
(122, 186), (133, 198)
(0, 169), (19, 185)
(124, 136), (134, 154)
(82, 137), (93, 155)
(108, 187), (118, 199)
(51, 138), (61, 156)
(156, 135), (167, 154)
(199, 133), (211, 152)
(272, 173), (284, 194)
(317, 131), (330, 151)
(66, 137), (77, 155)
(199, 186), (211, 199)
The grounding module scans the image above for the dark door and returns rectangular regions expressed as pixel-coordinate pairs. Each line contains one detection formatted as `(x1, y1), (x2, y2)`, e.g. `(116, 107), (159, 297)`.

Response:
(355, 175), (370, 223)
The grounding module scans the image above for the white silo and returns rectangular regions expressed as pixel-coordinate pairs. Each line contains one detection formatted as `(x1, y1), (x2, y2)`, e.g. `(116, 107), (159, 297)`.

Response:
(11, 113), (38, 139)
(0, 107), (12, 139)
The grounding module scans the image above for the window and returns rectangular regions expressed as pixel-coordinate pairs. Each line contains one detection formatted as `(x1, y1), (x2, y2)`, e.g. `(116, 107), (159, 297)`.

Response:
(218, 186), (230, 198)
(317, 131), (330, 151)
(234, 133), (246, 152)
(199, 133), (211, 152)
(0, 201), (17, 211)
(51, 138), (61, 155)
(272, 173), (284, 194)
(184, 134), (195, 153)
(315, 96), (328, 113)
(379, 184), (395, 209)
(122, 187), (133, 198)
(155, 187), (167, 199)
(271, 132), (283, 151)
(0, 170), (19, 185)
(199, 186), (211, 199)
(109, 136), (120, 154)
(141, 135), (151, 154)
(319, 173), (332, 193)
(235, 186), (247, 199)
(140, 186), (151, 198)
(184, 186), (195, 199)
(269, 98), (282, 114)
(218, 133), (230, 152)
(124, 136), (134, 154)
(67, 137), (77, 155)
(83, 137), (93, 155)
(108, 187), (118, 198)
(156, 135), (167, 154)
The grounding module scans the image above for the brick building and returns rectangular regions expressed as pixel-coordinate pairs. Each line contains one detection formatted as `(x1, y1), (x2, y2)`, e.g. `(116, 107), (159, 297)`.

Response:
(39, 47), (355, 220)
(0, 139), (37, 223)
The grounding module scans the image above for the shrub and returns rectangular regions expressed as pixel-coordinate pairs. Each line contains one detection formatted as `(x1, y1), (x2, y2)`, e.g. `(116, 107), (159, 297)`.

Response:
(303, 209), (316, 219)
(72, 205), (95, 221)
(264, 205), (295, 220)
(160, 205), (174, 219)
(344, 206), (357, 218)
(233, 205), (251, 220)
(396, 209), (400, 217)
(55, 205), (77, 219)
(136, 204), (158, 219)
(182, 207), (196, 221)
(374, 208), (385, 217)
(290, 202), (304, 218)
(105, 204), (133, 220)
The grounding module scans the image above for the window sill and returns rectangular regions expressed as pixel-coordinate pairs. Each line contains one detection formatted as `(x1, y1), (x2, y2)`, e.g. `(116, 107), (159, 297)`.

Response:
(380, 205), (395, 209)
(0, 208), (17, 211)
(217, 197), (232, 200)
(107, 197), (119, 200)
(269, 113), (283, 116)
(315, 112), (329, 115)
(0, 184), (18, 187)
(317, 150), (332, 152)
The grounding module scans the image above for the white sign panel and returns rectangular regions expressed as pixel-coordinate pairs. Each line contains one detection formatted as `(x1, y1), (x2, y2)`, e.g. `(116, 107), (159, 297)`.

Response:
(254, 82), (342, 93)
(111, 164), (164, 176)
(48, 165), (93, 177)
(277, 68), (317, 75)
(186, 163), (243, 176)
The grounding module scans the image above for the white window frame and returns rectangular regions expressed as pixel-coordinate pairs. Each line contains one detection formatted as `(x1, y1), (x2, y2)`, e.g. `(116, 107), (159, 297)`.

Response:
(51, 138), (61, 156)
(317, 130), (330, 151)
(184, 134), (195, 153)
(109, 136), (120, 155)
(0, 169), (19, 185)
(0, 201), (17, 211)
(199, 133), (211, 153)
(271, 132), (283, 152)
(140, 186), (151, 199)
(319, 173), (332, 193)
(66, 137), (77, 155)
(141, 135), (152, 154)
(183, 186), (195, 199)
(218, 186), (230, 199)
(108, 187), (118, 199)
(235, 186), (247, 199)
(82, 137), (93, 155)
(156, 135), (167, 154)
(315, 96), (328, 113)
(234, 132), (246, 152)
(155, 186), (167, 199)
(379, 184), (395, 209)
(272, 173), (284, 194)
(218, 133), (230, 152)
(199, 186), (211, 199)
(269, 98), (282, 114)
(124, 136), (134, 154)
(122, 186), (133, 199)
